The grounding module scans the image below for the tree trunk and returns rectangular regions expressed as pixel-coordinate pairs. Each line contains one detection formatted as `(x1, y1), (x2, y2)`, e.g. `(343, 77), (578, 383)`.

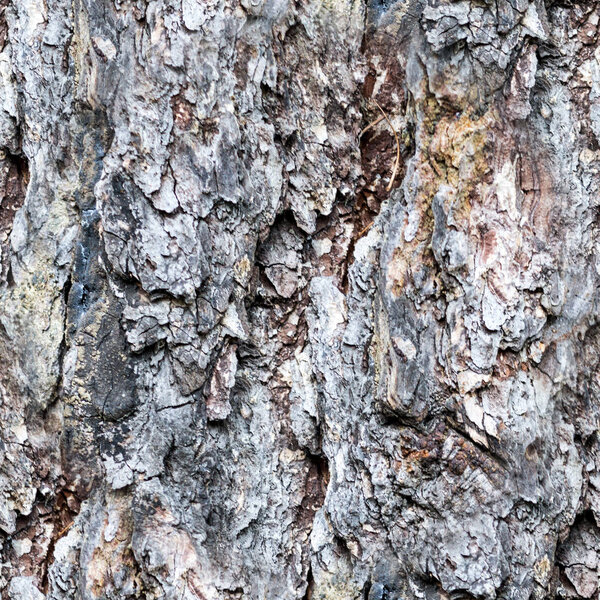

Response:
(0, 0), (599, 598)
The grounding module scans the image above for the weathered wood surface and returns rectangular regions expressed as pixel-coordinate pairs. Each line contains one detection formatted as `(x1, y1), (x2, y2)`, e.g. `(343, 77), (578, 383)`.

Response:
(0, 0), (599, 598)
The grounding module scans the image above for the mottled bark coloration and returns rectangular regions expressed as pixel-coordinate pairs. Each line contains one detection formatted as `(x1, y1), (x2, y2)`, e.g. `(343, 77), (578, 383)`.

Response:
(0, 0), (599, 598)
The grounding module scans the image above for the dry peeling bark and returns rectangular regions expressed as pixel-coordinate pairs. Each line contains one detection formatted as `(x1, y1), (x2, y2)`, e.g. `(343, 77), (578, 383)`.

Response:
(1, 0), (600, 598)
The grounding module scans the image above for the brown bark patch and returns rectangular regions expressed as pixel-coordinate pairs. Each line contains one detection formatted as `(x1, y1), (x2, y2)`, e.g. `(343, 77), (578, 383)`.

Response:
(0, 153), (29, 280)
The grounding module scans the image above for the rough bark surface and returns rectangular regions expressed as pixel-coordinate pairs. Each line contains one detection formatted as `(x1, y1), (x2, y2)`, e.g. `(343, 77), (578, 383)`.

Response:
(0, 0), (599, 598)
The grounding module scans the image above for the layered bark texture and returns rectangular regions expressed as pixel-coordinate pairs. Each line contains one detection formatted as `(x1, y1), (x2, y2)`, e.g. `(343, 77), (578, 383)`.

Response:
(1, 0), (600, 598)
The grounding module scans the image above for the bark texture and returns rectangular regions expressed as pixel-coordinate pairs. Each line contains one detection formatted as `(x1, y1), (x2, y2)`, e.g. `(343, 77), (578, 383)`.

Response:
(0, 0), (599, 598)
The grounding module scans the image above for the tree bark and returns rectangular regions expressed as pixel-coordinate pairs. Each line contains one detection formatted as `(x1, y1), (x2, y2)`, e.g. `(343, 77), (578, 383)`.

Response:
(0, 0), (599, 598)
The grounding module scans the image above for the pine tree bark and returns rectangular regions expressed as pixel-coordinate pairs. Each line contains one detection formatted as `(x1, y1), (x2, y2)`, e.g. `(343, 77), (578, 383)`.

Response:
(0, 0), (599, 598)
